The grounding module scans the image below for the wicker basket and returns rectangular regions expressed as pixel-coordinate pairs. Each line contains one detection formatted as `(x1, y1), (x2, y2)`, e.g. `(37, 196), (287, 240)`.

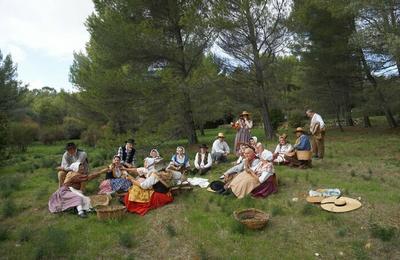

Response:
(233, 208), (270, 230)
(96, 205), (126, 220)
(296, 150), (312, 160)
(89, 195), (110, 207)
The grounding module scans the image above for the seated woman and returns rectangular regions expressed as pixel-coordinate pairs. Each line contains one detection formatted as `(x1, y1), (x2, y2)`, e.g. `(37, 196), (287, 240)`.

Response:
(249, 136), (258, 151)
(98, 155), (133, 195)
(233, 143), (248, 165)
(125, 149), (163, 178)
(166, 146), (190, 180)
(49, 162), (108, 218)
(224, 148), (277, 199)
(123, 171), (181, 216)
(284, 127), (312, 169)
(273, 134), (293, 165)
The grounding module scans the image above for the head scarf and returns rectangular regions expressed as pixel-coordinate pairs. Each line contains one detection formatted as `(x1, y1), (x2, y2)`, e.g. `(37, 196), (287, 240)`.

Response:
(250, 136), (258, 143)
(150, 149), (160, 157)
(261, 150), (273, 161)
(176, 146), (185, 154)
(70, 162), (81, 172)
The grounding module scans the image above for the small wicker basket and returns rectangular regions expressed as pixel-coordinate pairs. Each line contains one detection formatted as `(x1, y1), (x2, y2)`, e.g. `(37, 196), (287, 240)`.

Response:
(89, 195), (110, 207)
(233, 208), (270, 230)
(296, 150), (312, 160)
(96, 205), (126, 220)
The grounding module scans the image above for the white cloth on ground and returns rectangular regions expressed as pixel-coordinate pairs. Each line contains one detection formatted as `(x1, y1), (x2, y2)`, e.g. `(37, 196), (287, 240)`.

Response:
(69, 186), (91, 210)
(187, 177), (209, 188)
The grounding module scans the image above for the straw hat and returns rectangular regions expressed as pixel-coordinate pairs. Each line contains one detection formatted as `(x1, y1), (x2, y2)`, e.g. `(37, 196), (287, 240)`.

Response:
(320, 197), (362, 213)
(294, 127), (304, 133)
(240, 111), (250, 116)
(306, 196), (325, 204)
(217, 132), (225, 138)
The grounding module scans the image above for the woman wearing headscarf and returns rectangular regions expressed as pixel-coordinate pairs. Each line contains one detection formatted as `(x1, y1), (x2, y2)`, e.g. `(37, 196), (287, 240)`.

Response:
(98, 155), (133, 195)
(232, 111), (253, 155)
(49, 162), (108, 218)
(272, 134), (293, 165)
(123, 170), (180, 215)
(125, 149), (163, 178)
(166, 146), (190, 179)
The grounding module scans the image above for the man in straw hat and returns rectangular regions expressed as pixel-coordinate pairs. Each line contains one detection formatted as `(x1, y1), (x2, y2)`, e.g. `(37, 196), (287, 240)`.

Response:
(211, 133), (230, 164)
(284, 127), (312, 169)
(194, 144), (213, 175)
(306, 109), (326, 159)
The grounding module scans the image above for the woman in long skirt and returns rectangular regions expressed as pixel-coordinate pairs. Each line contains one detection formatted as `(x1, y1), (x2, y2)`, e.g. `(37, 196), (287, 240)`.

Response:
(232, 111), (253, 155)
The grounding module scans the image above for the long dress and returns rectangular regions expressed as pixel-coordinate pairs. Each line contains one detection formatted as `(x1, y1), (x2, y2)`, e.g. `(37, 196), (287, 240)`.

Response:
(234, 119), (253, 155)
(98, 167), (132, 194)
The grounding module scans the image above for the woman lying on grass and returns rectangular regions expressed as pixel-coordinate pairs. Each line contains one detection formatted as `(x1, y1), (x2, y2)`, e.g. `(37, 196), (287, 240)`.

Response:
(98, 155), (133, 195)
(123, 170), (181, 216)
(48, 162), (108, 218)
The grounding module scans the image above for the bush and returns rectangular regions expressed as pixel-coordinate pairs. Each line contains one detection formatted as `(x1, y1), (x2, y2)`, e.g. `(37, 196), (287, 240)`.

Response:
(8, 121), (39, 152)
(39, 126), (65, 145)
(81, 125), (104, 147)
(288, 110), (307, 128)
(270, 109), (285, 130)
(0, 226), (8, 241)
(62, 117), (86, 139)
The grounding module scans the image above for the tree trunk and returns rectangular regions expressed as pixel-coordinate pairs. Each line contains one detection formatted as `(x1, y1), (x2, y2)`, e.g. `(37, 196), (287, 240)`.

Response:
(358, 49), (398, 128)
(182, 89), (198, 144)
(244, 3), (274, 139)
(336, 106), (344, 132)
(200, 124), (205, 136)
(363, 115), (372, 128)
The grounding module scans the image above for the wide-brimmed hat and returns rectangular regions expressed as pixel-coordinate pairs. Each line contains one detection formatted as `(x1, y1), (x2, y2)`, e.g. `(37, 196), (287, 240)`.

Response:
(320, 197), (362, 213)
(207, 180), (225, 193)
(199, 144), (208, 149)
(294, 127), (304, 133)
(217, 132), (225, 138)
(240, 111), (250, 116)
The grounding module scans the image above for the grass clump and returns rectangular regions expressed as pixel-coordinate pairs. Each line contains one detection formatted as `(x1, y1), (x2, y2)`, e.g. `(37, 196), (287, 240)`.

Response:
(0, 226), (9, 242)
(2, 198), (17, 218)
(231, 221), (246, 235)
(271, 205), (284, 216)
(301, 203), (318, 216)
(0, 176), (21, 198)
(18, 227), (32, 242)
(165, 224), (177, 237)
(336, 227), (347, 237)
(119, 232), (135, 248)
(370, 223), (396, 242)
(35, 227), (71, 259)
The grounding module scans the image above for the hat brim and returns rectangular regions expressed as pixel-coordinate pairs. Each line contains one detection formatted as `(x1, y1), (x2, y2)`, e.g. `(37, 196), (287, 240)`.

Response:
(207, 187), (216, 193)
(320, 197), (362, 213)
(306, 196), (324, 204)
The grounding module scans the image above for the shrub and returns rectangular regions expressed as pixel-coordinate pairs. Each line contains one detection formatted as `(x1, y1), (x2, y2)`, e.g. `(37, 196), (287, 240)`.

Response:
(270, 109), (285, 130)
(39, 126), (64, 145)
(288, 110), (306, 128)
(8, 121), (39, 152)
(0, 226), (8, 241)
(62, 117), (86, 139)
(370, 223), (396, 242)
(81, 125), (103, 147)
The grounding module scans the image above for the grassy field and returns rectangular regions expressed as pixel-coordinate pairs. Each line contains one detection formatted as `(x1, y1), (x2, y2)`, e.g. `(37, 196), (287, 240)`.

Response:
(0, 121), (399, 259)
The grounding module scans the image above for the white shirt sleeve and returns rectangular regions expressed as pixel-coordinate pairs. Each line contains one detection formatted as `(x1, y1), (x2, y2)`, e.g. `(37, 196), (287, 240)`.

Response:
(140, 175), (158, 189)
(224, 142), (230, 154)
(258, 171), (274, 183)
(245, 120), (253, 129)
(316, 114), (325, 128)
(205, 153), (212, 168)
(61, 152), (70, 171)
(211, 140), (218, 154)
(194, 153), (200, 169)
(225, 161), (244, 175)
(274, 144), (280, 154)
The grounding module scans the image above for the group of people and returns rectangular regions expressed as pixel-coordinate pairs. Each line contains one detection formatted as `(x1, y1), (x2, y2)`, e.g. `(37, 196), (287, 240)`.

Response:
(48, 109), (326, 218)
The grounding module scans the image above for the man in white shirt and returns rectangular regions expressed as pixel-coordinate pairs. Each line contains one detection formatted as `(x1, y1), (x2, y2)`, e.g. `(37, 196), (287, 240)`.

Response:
(211, 132), (230, 164)
(306, 109), (326, 159)
(194, 144), (213, 175)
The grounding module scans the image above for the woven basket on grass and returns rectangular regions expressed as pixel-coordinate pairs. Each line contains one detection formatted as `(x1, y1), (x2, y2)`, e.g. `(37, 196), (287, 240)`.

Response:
(96, 205), (126, 220)
(233, 208), (270, 230)
(89, 195), (110, 207)
(296, 150), (312, 160)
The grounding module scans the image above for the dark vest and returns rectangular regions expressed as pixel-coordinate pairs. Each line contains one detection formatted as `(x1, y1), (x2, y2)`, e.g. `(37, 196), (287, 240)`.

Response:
(197, 152), (209, 166)
(153, 181), (169, 193)
(121, 146), (136, 164)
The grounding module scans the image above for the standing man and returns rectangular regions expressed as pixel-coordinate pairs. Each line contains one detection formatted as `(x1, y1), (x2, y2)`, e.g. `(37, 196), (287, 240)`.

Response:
(57, 142), (89, 188)
(117, 139), (136, 168)
(306, 109), (326, 159)
(211, 133), (230, 164)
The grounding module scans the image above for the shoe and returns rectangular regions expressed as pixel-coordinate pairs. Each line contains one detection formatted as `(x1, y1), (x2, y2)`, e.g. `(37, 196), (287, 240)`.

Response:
(86, 208), (95, 214)
(78, 212), (88, 218)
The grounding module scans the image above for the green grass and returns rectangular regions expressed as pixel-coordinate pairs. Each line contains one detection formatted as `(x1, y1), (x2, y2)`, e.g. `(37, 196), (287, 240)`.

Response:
(0, 119), (399, 259)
